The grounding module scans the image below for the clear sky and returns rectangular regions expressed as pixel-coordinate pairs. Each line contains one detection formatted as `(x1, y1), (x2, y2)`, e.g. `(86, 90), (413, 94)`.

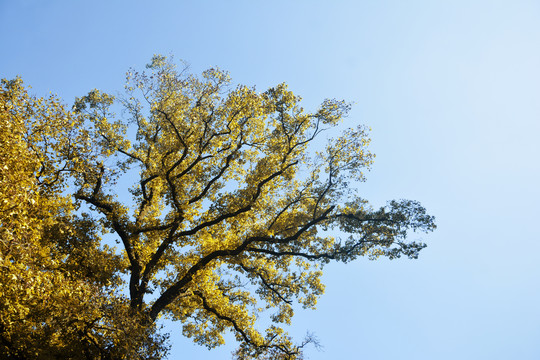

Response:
(2, 1), (540, 359)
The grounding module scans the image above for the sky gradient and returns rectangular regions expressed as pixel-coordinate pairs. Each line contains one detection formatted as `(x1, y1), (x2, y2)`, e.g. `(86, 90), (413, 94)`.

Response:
(2, 1), (540, 359)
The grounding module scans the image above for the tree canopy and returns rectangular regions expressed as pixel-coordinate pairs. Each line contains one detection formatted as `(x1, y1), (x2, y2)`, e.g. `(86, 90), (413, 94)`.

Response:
(0, 56), (435, 359)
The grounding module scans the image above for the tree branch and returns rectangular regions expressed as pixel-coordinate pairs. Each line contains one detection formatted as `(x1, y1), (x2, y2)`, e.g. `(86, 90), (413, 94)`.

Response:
(149, 205), (334, 320)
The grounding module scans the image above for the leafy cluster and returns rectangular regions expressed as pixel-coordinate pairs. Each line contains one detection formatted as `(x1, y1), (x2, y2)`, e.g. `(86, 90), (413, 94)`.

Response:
(0, 79), (168, 359)
(0, 56), (435, 359)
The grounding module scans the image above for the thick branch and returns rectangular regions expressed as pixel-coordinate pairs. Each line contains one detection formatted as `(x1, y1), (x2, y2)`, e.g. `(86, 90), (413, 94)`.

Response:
(245, 247), (336, 261)
(188, 153), (233, 205)
(174, 160), (298, 239)
(75, 180), (143, 305)
(135, 219), (181, 307)
(75, 193), (136, 264)
(149, 205), (334, 320)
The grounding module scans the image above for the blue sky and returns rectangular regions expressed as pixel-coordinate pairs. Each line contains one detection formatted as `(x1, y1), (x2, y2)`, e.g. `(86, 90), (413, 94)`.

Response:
(2, 1), (540, 359)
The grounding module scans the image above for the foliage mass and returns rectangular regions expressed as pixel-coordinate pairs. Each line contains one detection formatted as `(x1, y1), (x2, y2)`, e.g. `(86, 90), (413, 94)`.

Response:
(0, 56), (435, 359)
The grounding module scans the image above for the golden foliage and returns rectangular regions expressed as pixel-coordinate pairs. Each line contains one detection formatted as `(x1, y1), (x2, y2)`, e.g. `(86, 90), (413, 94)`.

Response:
(0, 79), (167, 359)
(0, 56), (435, 359)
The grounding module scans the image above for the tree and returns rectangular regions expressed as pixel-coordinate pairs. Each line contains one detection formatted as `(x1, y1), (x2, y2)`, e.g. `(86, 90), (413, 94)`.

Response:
(1, 56), (435, 359)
